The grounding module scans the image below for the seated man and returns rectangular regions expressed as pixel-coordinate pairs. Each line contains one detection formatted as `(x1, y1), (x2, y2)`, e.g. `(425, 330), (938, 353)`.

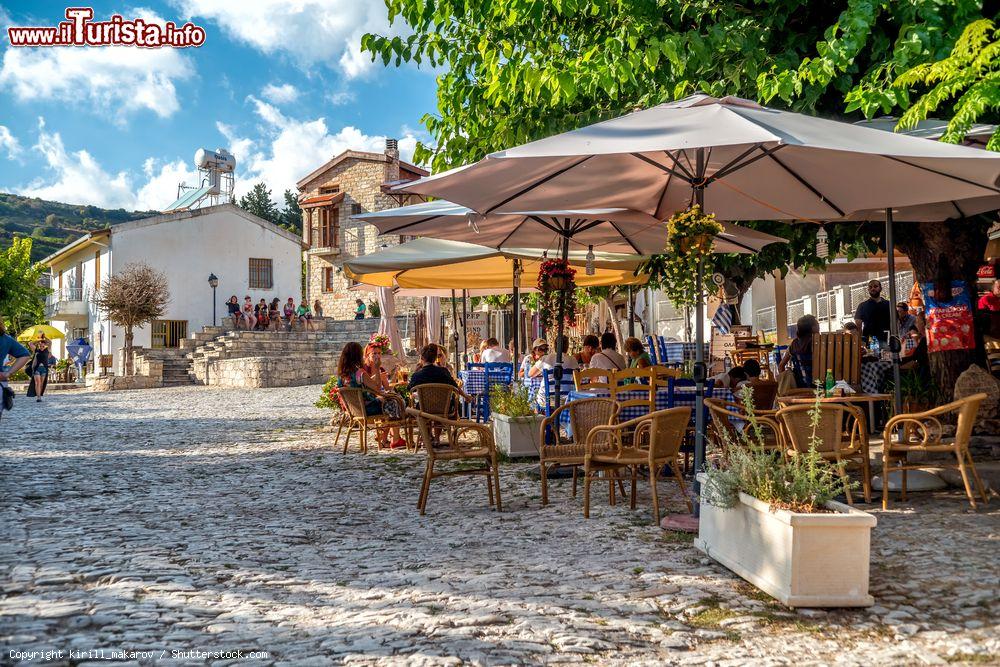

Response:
(480, 337), (511, 363)
(589, 332), (627, 373)
(710, 366), (748, 391)
(741, 359), (762, 380)
(409, 344), (458, 390)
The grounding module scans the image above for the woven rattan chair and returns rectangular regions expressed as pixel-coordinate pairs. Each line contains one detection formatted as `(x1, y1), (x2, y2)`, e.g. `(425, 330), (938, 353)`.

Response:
(582, 407), (693, 524)
(747, 379), (779, 410)
(538, 397), (620, 505)
(881, 393), (989, 510)
(339, 387), (410, 455)
(730, 348), (774, 380)
(704, 398), (781, 458)
(574, 367), (613, 391)
(407, 408), (502, 515)
(411, 383), (470, 452)
(775, 403), (872, 505)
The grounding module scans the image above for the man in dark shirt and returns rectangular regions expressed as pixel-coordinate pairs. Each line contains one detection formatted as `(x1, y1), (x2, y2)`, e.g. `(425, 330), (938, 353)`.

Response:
(408, 344), (458, 390)
(854, 280), (892, 343)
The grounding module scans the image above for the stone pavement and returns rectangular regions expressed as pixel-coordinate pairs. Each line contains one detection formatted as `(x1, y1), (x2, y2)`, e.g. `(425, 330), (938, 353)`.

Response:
(1, 386), (997, 666)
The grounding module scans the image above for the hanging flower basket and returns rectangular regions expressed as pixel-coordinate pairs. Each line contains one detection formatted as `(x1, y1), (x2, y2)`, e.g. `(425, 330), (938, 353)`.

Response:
(537, 259), (578, 330)
(661, 205), (723, 309)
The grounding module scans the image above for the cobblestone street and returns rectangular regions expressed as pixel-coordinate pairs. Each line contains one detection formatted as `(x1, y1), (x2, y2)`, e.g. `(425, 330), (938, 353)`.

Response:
(1, 385), (997, 666)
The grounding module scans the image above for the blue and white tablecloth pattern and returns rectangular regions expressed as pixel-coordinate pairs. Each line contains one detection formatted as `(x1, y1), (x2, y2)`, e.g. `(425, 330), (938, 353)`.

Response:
(459, 369), (487, 395)
(861, 359), (893, 394)
(659, 342), (710, 365)
(560, 386), (734, 428)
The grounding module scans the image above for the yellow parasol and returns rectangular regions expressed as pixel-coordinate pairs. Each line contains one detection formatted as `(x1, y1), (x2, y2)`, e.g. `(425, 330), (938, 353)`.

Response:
(17, 325), (65, 341)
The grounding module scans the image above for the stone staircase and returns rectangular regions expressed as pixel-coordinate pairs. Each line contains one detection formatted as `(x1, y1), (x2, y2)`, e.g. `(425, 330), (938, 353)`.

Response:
(184, 318), (382, 388)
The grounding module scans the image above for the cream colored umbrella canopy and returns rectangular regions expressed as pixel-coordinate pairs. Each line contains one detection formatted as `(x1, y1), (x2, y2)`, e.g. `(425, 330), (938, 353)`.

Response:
(342, 237), (649, 288)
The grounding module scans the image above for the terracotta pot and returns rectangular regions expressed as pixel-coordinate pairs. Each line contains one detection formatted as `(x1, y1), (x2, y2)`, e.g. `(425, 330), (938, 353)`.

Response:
(693, 234), (713, 252)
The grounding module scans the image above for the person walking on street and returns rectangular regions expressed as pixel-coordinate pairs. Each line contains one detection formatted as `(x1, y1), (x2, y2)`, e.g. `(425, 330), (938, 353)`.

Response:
(28, 333), (51, 402)
(0, 317), (31, 421)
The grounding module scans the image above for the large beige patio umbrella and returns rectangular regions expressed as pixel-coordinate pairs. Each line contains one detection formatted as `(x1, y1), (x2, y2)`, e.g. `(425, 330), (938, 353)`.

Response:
(393, 94), (1000, 509)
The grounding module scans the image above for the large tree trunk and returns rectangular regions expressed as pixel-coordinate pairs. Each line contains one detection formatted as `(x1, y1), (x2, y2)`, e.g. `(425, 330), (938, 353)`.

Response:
(894, 217), (991, 402)
(124, 327), (134, 376)
(603, 296), (625, 347)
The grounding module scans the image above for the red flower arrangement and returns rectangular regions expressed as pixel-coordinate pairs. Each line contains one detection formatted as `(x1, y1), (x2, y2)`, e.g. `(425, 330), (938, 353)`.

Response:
(536, 258), (578, 330)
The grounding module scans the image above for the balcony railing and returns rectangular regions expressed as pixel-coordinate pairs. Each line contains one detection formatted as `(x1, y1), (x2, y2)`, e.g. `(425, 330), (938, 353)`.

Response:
(44, 287), (88, 318)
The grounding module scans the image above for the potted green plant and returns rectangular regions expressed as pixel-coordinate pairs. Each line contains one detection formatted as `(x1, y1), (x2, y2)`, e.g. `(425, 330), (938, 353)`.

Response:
(490, 384), (544, 457)
(660, 205), (723, 308)
(897, 370), (938, 413)
(695, 389), (877, 607)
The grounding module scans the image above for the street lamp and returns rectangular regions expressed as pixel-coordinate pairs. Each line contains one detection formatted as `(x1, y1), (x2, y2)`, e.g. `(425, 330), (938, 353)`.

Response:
(208, 273), (219, 326)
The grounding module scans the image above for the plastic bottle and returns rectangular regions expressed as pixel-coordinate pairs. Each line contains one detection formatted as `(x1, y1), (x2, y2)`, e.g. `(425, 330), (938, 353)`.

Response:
(824, 369), (835, 397)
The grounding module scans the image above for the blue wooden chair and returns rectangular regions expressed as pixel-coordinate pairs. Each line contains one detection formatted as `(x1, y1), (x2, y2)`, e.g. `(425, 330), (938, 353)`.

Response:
(476, 362), (514, 422)
(645, 335), (659, 364)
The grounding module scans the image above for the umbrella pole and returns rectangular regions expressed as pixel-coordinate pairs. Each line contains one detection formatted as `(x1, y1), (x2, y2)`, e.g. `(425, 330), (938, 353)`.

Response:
(554, 231), (570, 409)
(462, 289), (470, 369)
(512, 259), (521, 368)
(451, 289), (460, 374)
(627, 285), (635, 338)
(885, 209), (903, 415)
(692, 153), (707, 518)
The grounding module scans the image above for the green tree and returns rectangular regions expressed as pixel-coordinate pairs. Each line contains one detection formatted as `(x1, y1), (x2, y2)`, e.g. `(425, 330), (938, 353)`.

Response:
(281, 189), (303, 234)
(0, 237), (48, 333)
(238, 182), (281, 225)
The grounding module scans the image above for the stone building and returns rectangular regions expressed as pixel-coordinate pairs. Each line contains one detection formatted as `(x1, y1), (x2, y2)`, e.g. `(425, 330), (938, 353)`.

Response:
(297, 140), (428, 320)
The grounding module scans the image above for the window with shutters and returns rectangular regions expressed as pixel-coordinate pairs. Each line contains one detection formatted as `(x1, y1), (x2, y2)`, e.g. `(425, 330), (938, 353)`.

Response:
(323, 267), (335, 292)
(319, 207), (339, 248)
(249, 258), (273, 289)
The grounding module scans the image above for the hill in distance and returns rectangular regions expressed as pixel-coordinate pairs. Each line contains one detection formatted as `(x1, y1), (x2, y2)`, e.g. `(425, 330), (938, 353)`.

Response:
(0, 193), (158, 262)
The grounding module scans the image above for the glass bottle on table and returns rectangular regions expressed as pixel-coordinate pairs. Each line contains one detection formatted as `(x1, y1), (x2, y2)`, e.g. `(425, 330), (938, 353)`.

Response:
(824, 369), (834, 397)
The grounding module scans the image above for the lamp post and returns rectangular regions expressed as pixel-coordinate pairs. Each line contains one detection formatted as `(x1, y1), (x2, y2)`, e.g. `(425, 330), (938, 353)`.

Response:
(208, 273), (219, 326)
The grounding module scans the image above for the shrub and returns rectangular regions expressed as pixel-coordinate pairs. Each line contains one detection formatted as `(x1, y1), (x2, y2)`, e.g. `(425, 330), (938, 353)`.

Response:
(489, 384), (535, 417)
(701, 386), (854, 513)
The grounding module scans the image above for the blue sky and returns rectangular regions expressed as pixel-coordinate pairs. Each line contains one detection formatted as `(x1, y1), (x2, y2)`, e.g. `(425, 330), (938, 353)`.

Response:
(0, 1), (438, 210)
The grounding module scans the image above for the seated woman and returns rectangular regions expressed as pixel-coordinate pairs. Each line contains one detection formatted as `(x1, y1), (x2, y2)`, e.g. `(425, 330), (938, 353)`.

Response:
(900, 313), (930, 383)
(434, 344), (457, 379)
(624, 337), (652, 369)
(255, 299), (270, 330)
(337, 342), (404, 447)
(226, 295), (241, 329)
(778, 314), (819, 388)
(364, 343), (405, 449)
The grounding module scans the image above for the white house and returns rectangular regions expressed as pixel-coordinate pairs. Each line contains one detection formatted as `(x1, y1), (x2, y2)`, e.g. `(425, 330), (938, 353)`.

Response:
(42, 204), (304, 372)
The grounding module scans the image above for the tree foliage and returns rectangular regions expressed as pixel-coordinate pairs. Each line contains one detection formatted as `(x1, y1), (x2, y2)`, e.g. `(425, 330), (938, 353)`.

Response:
(894, 17), (1000, 148)
(0, 237), (49, 333)
(94, 263), (169, 375)
(364, 0), (982, 173)
(281, 189), (303, 233)
(239, 182), (281, 225)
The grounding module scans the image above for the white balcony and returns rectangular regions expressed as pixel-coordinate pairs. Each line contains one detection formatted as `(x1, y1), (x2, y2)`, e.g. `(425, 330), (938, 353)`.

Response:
(45, 287), (89, 320)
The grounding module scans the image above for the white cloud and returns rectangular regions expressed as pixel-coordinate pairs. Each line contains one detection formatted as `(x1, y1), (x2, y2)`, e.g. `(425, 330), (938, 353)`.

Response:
(225, 96), (420, 199)
(0, 125), (21, 159)
(174, 0), (401, 79)
(18, 119), (135, 208)
(15, 118), (198, 210)
(328, 90), (356, 106)
(261, 82), (299, 104)
(0, 8), (195, 120)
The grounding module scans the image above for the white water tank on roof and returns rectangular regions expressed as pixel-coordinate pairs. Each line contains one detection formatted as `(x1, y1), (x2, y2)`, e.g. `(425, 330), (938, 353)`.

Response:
(194, 148), (236, 172)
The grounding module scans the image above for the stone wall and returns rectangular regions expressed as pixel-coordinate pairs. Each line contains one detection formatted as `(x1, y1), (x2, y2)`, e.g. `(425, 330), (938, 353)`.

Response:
(300, 153), (424, 320)
(203, 356), (339, 389)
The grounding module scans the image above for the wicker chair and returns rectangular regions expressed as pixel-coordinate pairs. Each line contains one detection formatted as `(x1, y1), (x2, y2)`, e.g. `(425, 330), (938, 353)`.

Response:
(338, 387), (410, 455)
(775, 403), (872, 505)
(747, 379), (779, 410)
(537, 397), (620, 505)
(582, 407), (693, 524)
(730, 348), (773, 380)
(881, 393), (990, 510)
(411, 383), (470, 452)
(407, 408), (502, 515)
(704, 398), (781, 458)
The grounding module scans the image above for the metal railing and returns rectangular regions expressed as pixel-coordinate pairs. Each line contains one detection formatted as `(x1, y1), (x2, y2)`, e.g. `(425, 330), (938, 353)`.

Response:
(46, 287), (85, 305)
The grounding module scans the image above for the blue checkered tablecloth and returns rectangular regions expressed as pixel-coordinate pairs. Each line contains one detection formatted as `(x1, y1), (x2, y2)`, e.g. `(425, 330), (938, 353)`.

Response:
(459, 369), (487, 395)
(861, 359), (893, 394)
(561, 386), (734, 428)
(660, 342), (710, 365)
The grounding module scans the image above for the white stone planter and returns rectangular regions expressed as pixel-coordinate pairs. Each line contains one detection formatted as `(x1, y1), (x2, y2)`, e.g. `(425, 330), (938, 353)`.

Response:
(694, 474), (877, 607)
(492, 413), (545, 458)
